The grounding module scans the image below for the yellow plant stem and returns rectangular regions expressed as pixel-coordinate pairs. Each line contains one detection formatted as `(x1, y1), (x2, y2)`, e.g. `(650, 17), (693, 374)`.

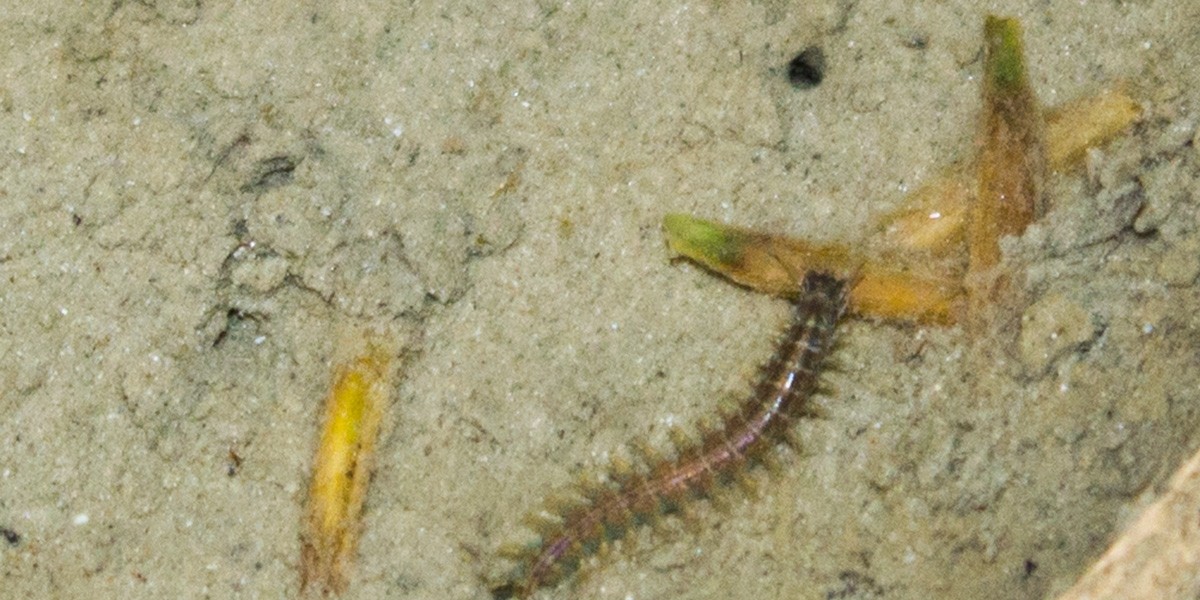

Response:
(971, 15), (1046, 276)
(301, 342), (393, 597)
(663, 214), (961, 323)
(1045, 86), (1141, 170)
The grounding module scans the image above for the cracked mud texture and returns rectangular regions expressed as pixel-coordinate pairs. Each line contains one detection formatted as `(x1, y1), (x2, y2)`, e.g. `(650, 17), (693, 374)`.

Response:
(2, 1), (1199, 599)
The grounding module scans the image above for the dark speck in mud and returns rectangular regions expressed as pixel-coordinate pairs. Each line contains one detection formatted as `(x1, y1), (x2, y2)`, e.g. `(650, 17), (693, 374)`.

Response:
(787, 46), (826, 89)
(1, 527), (20, 546)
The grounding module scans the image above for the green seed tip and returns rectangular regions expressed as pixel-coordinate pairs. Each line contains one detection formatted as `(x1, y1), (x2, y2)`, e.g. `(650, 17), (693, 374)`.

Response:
(984, 15), (1026, 90)
(662, 213), (743, 266)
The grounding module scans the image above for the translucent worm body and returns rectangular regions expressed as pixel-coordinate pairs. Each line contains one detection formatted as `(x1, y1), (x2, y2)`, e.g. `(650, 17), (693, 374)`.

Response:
(497, 272), (848, 598)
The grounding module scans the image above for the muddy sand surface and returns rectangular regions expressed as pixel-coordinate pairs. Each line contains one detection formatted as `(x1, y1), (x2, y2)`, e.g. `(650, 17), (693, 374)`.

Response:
(2, 1), (1199, 599)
